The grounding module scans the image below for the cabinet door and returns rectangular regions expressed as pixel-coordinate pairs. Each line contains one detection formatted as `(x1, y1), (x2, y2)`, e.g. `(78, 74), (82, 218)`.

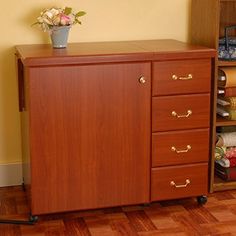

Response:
(28, 62), (151, 214)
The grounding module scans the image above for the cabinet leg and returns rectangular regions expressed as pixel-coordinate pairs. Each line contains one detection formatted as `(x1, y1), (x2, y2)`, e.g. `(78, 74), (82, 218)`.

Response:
(197, 195), (207, 205)
(22, 182), (26, 192)
(0, 213), (38, 225)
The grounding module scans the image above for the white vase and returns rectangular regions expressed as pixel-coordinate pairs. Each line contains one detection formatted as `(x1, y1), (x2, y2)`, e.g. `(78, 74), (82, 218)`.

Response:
(50, 26), (71, 49)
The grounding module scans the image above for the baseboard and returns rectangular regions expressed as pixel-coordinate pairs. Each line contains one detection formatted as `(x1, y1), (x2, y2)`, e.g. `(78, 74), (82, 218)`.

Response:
(0, 163), (22, 187)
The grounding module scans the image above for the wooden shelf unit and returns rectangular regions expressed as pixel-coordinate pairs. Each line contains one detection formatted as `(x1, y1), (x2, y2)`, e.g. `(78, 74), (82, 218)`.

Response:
(216, 116), (236, 126)
(214, 176), (236, 191)
(218, 60), (236, 67)
(191, 0), (236, 193)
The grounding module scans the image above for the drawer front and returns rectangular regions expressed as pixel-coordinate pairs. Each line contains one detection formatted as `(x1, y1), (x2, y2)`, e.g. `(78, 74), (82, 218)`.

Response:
(152, 59), (211, 96)
(152, 94), (210, 131)
(151, 163), (208, 201)
(152, 128), (209, 167)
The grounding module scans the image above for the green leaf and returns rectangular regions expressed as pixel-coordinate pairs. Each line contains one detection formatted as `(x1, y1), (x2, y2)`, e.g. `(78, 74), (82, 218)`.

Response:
(75, 11), (86, 17)
(31, 22), (40, 26)
(74, 19), (82, 24)
(64, 7), (72, 15)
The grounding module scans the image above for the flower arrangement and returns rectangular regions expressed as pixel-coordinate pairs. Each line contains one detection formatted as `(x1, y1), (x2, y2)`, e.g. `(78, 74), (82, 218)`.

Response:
(33, 6), (86, 32)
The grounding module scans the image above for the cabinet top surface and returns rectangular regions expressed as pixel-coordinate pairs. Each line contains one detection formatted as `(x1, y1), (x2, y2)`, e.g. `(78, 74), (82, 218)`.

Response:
(16, 39), (215, 66)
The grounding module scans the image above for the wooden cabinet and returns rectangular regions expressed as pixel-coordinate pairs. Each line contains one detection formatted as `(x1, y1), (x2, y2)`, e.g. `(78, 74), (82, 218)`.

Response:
(191, 0), (236, 192)
(15, 40), (215, 216)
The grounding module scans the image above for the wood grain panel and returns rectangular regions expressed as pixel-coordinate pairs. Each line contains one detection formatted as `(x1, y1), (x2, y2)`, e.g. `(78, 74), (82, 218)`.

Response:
(152, 59), (211, 96)
(15, 40), (215, 67)
(151, 163), (208, 201)
(191, 0), (219, 48)
(220, 1), (236, 38)
(152, 128), (210, 167)
(152, 94), (210, 132)
(28, 62), (151, 215)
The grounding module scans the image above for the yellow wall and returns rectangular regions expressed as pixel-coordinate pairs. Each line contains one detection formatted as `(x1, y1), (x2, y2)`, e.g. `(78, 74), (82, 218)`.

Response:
(0, 0), (190, 164)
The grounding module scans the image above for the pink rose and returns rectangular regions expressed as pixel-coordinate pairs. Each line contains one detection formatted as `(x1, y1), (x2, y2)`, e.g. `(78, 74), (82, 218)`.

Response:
(60, 14), (71, 25)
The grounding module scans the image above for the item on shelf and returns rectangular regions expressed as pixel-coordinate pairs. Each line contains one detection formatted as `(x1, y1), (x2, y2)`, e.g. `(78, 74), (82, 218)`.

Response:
(216, 157), (230, 167)
(215, 162), (236, 181)
(218, 25), (236, 61)
(216, 106), (229, 117)
(217, 87), (236, 97)
(217, 132), (236, 147)
(218, 74), (226, 81)
(215, 136), (223, 147)
(217, 98), (230, 106)
(217, 88), (225, 95)
(214, 145), (236, 165)
(217, 97), (236, 109)
(218, 67), (236, 88)
(217, 105), (236, 120)
(217, 126), (236, 133)
(215, 146), (226, 159)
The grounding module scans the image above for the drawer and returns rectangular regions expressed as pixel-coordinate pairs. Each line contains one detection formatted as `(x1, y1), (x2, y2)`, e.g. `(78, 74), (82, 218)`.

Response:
(152, 59), (211, 96)
(152, 128), (209, 167)
(152, 94), (210, 132)
(151, 163), (208, 201)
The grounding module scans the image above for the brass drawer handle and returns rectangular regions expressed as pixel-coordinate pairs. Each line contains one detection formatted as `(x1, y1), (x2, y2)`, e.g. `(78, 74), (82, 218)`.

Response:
(171, 110), (192, 118)
(172, 74), (193, 80)
(170, 179), (191, 188)
(138, 76), (146, 84)
(171, 145), (191, 153)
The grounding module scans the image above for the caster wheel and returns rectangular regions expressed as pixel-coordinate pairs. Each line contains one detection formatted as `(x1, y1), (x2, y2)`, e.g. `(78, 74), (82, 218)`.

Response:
(29, 215), (38, 223)
(197, 195), (207, 205)
(0, 214), (38, 225)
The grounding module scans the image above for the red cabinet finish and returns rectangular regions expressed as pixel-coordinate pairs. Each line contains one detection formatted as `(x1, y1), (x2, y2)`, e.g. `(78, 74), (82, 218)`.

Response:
(28, 63), (151, 214)
(152, 59), (211, 96)
(151, 163), (208, 201)
(15, 40), (215, 215)
(152, 128), (210, 167)
(152, 94), (211, 132)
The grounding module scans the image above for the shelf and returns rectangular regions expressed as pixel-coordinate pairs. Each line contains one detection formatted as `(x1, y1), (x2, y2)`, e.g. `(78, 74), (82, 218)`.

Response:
(218, 60), (236, 67)
(216, 116), (236, 126)
(191, 0), (236, 193)
(213, 175), (236, 191)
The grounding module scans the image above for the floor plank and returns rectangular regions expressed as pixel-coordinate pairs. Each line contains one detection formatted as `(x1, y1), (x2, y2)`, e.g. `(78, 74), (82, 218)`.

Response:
(1, 186), (236, 235)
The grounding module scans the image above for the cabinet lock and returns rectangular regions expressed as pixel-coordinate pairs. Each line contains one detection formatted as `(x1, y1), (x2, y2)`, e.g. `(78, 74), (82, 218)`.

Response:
(138, 76), (146, 84)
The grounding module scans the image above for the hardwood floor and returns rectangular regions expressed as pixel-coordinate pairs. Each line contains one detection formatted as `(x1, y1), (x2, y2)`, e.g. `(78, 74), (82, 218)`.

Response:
(1, 186), (236, 235)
